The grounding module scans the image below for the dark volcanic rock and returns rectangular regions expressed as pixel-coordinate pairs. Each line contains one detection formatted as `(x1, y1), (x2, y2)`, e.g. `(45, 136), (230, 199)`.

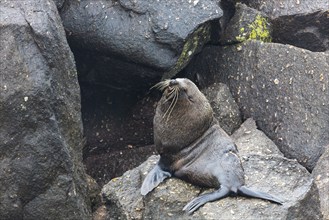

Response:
(53, 0), (66, 9)
(187, 40), (329, 171)
(0, 0), (91, 219)
(232, 118), (283, 157)
(313, 145), (329, 219)
(221, 3), (272, 44)
(240, 0), (329, 51)
(271, 10), (329, 52)
(60, 0), (223, 91)
(102, 119), (322, 219)
(202, 82), (242, 134)
(240, 0), (328, 18)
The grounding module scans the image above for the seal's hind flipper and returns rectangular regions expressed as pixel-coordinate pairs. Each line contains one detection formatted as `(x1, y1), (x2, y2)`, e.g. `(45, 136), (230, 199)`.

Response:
(141, 163), (171, 196)
(238, 186), (283, 204)
(183, 186), (230, 214)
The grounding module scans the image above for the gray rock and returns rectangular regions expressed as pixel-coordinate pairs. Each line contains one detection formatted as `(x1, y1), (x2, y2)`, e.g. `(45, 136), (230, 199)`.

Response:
(53, 0), (66, 9)
(202, 82), (242, 134)
(232, 118), (283, 157)
(239, 0), (328, 18)
(221, 3), (272, 44)
(60, 0), (223, 90)
(271, 10), (329, 52)
(313, 145), (329, 219)
(187, 40), (329, 171)
(101, 119), (322, 219)
(0, 0), (91, 219)
(86, 175), (102, 212)
(239, 0), (329, 51)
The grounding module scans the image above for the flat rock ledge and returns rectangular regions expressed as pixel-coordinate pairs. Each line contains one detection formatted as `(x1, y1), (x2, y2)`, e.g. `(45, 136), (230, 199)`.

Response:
(101, 119), (322, 220)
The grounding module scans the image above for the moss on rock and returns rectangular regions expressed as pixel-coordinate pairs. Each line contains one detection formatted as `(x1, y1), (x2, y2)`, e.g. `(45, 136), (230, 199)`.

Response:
(162, 22), (212, 79)
(236, 14), (271, 42)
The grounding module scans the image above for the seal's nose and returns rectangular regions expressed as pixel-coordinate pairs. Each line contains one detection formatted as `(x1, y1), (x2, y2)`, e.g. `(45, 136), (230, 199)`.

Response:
(169, 79), (178, 86)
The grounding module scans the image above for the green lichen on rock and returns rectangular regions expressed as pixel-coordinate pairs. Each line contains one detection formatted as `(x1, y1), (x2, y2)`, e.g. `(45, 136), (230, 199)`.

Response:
(162, 23), (211, 79)
(236, 15), (271, 43)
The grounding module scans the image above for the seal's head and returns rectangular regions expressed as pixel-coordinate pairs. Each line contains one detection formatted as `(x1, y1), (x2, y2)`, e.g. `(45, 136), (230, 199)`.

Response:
(152, 78), (213, 153)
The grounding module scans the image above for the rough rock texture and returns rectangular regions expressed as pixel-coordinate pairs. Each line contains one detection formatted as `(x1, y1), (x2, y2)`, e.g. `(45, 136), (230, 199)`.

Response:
(313, 145), (329, 219)
(60, 0), (223, 91)
(102, 119), (322, 219)
(221, 3), (272, 44)
(53, 0), (66, 9)
(0, 0), (91, 219)
(86, 175), (102, 212)
(187, 40), (329, 171)
(231, 118), (283, 157)
(240, 0), (328, 18)
(240, 0), (329, 51)
(202, 82), (242, 135)
(271, 10), (329, 52)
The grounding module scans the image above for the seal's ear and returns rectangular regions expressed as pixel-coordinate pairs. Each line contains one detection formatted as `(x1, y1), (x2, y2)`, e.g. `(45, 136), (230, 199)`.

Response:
(141, 163), (171, 196)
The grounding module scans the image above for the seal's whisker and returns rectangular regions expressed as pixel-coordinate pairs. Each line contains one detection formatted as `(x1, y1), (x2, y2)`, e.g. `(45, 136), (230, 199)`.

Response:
(150, 82), (161, 90)
(162, 88), (177, 120)
(166, 89), (179, 122)
(163, 89), (175, 104)
(150, 80), (171, 91)
(162, 98), (174, 119)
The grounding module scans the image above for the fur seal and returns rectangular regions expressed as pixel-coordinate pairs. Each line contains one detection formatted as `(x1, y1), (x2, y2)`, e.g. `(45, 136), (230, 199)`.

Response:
(141, 78), (283, 214)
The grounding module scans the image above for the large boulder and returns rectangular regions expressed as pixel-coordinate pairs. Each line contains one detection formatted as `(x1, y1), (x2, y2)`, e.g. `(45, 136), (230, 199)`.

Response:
(187, 40), (329, 171)
(0, 0), (91, 219)
(221, 3), (272, 44)
(271, 10), (329, 52)
(239, 0), (329, 51)
(102, 119), (322, 219)
(202, 82), (242, 135)
(60, 0), (223, 91)
(239, 0), (328, 18)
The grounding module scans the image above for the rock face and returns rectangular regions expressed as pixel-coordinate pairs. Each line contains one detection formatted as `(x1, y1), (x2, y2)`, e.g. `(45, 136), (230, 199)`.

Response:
(240, 0), (329, 51)
(202, 82), (242, 134)
(102, 119), (322, 219)
(221, 3), (272, 44)
(271, 10), (329, 52)
(313, 145), (329, 219)
(188, 40), (329, 171)
(60, 0), (223, 91)
(0, 0), (91, 219)
(240, 0), (328, 18)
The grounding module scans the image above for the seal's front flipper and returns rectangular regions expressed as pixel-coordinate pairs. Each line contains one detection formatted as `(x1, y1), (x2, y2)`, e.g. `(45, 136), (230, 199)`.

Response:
(238, 186), (283, 204)
(141, 163), (171, 196)
(183, 186), (230, 214)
